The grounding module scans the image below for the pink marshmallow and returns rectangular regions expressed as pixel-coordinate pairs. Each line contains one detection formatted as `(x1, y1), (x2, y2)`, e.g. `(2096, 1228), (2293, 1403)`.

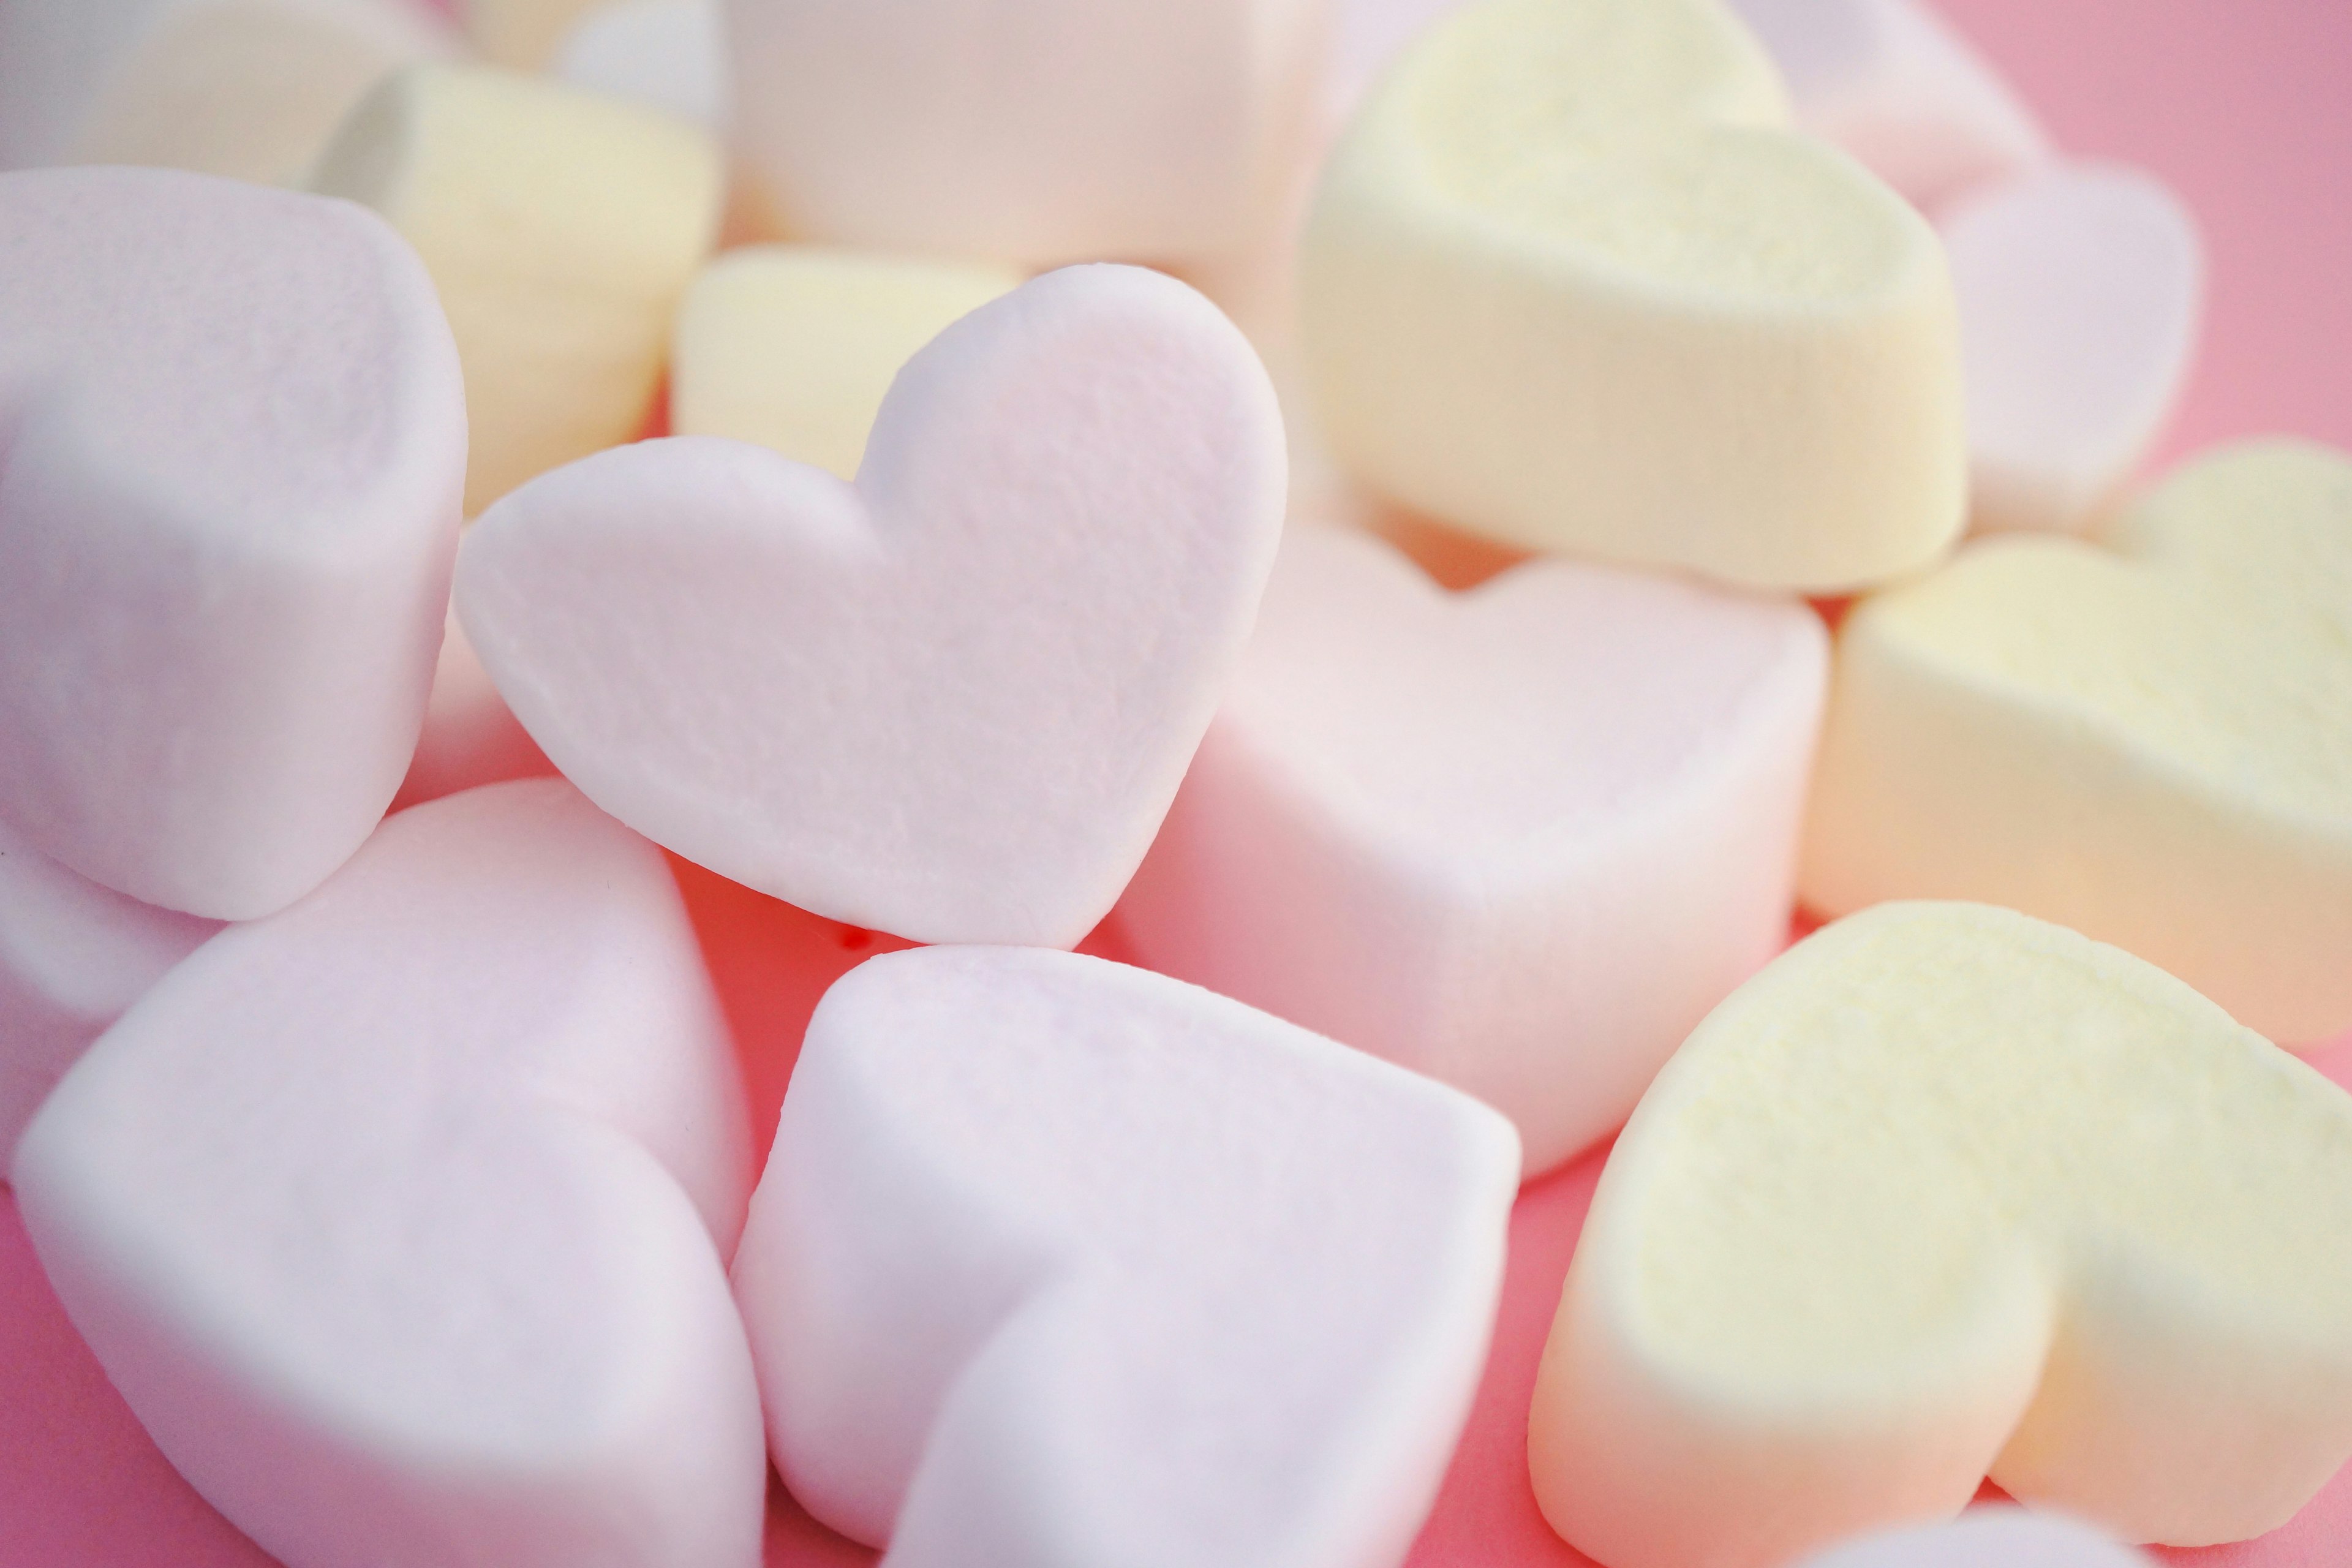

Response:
(391, 608), (553, 810)
(1120, 527), (1828, 1174)
(10, 779), (763, 1568)
(732, 944), (1520, 1568)
(458, 264), (1286, 948)
(0, 167), (465, 919)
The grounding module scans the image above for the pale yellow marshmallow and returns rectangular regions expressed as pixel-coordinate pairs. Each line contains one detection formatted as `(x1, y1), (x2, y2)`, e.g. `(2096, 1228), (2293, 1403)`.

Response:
(670, 247), (1022, 480)
(458, 0), (604, 66)
(1534, 901), (2352, 1568)
(307, 64), (723, 513)
(1298, 0), (1965, 592)
(1801, 440), (2352, 1045)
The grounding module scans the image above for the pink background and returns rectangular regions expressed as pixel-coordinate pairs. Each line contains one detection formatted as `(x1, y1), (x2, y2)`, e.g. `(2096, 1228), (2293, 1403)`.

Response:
(6, 2), (2352, 1565)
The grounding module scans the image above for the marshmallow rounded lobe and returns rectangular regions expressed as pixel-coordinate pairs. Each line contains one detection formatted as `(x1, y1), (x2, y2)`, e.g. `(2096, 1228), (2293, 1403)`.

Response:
(10, 778), (762, 1568)
(731, 944), (1520, 1568)
(0, 166), (466, 920)
(306, 62), (723, 514)
(1800, 439), (2352, 1045)
(1945, 162), (2205, 535)
(1796, 1509), (2151, 1567)
(0, 815), (220, 1174)
(725, 0), (1330, 268)
(669, 244), (1023, 480)
(459, 263), (1287, 949)
(1299, 0), (1968, 593)
(1725, 0), (2049, 209)
(1119, 526), (1828, 1176)
(552, 0), (728, 129)
(1531, 902), (2352, 1567)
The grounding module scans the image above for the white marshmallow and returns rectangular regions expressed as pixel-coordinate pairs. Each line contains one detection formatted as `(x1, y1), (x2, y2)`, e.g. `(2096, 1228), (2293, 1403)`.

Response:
(551, 0), (727, 130)
(390, 608), (552, 810)
(1798, 1509), (2150, 1567)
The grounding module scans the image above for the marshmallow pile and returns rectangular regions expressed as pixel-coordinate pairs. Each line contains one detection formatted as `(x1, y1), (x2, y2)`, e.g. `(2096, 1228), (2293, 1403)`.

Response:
(0, 2), (2344, 1568)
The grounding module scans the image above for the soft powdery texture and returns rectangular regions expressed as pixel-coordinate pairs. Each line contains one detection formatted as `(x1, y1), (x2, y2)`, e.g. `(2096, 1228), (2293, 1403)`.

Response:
(1300, 0), (1966, 592)
(10, 780), (763, 1568)
(1803, 440), (2352, 1044)
(0, 167), (464, 920)
(1532, 902), (2352, 1568)
(1121, 527), (1826, 1174)
(1796, 1508), (2150, 1567)
(733, 945), (1521, 1568)
(459, 264), (1288, 948)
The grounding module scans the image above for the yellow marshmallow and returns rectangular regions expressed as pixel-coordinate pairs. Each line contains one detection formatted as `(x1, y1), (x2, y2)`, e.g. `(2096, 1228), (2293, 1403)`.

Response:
(307, 63), (723, 513)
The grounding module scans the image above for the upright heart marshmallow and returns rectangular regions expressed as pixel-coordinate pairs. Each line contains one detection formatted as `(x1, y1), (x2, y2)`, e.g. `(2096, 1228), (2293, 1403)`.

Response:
(1945, 163), (2204, 535)
(391, 607), (552, 809)
(552, 0), (727, 129)
(1300, 0), (1966, 592)
(725, 0), (1329, 267)
(12, 779), (763, 1568)
(0, 167), (464, 919)
(0, 817), (219, 1172)
(1531, 902), (2352, 1567)
(733, 945), (1521, 1568)
(306, 63), (723, 514)
(1798, 1509), (2151, 1568)
(0, 0), (453, 179)
(1118, 527), (1827, 1175)
(1724, 0), (2048, 208)
(458, 0), (603, 65)
(671, 246), (1023, 480)
(1801, 440), (2352, 1044)
(459, 264), (1287, 948)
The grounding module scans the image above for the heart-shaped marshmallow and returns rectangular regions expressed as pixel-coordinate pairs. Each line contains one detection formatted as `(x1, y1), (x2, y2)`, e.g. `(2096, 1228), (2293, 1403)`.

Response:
(1119, 527), (1827, 1175)
(0, 167), (464, 920)
(1725, 0), (2048, 209)
(552, 0), (727, 129)
(0, 816), (219, 1171)
(725, 0), (1328, 267)
(732, 945), (1520, 1568)
(1299, 0), (1966, 592)
(1801, 440), (2352, 1044)
(12, 779), (763, 1568)
(460, 263), (1287, 947)
(1797, 1509), (2150, 1568)
(671, 246), (1022, 480)
(1945, 162), (2204, 535)
(1532, 902), (2352, 1567)
(306, 62), (723, 514)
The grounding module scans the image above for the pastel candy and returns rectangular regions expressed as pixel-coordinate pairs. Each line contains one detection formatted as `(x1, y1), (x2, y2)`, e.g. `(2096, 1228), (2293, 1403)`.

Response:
(390, 608), (552, 810)
(306, 63), (723, 514)
(1300, 0), (1966, 592)
(1798, 1509), (2150, 1567)
(1329, 0), (1469, 127)
(1801, 441), (2352, 1044)
(725, 0), (1329, 267)
(670, 246), (1022, 480)
(12, 780), (763, 1568)
(1120, 527), (1828, 1175)
(1726, 0), (2049, 208)
(460, 265), (1286, 947)
(732, 945), (1520, 1568)
(0, 816), (219, 1172)
(552, 0), (728, 130)
(458, 0), (603, 65)
(1946, 163), (2204, 535)
(0, 167), (464, 919)
(1531, 902), (2352, 1566)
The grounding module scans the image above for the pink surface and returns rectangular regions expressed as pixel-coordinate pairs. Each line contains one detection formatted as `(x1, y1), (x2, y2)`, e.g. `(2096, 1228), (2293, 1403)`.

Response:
(7, 3), (2352, 1565)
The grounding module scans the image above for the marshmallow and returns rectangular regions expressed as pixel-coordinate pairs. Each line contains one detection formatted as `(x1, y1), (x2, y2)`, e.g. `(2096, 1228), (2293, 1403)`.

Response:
(1532, 901), (2352, 1567)
(458, 0), (602, 66)
(460, 265), (1286, 948)
(0, 818), (219, 1173)
(390, 608), (552, 810)
(1300, 0), (1966, 592)
(725, 0), (1329, 267)
(1725, 0), (2049, 209)
(732, 945), (1520, 1568)
(669, 246), (1022, 480)
(1120, 527), (1827, 1175)
(551, 0), (727, 130)
(0, 167), (464, 919)
(1329, 0), (1469, 128)
(1801, 440), (2352, 1045)
(1798, 1509), (2151, 1568)
(1945, 163), (2205, 535)
(12, 780), (763, 1568)
(306, 63), (723, 514)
